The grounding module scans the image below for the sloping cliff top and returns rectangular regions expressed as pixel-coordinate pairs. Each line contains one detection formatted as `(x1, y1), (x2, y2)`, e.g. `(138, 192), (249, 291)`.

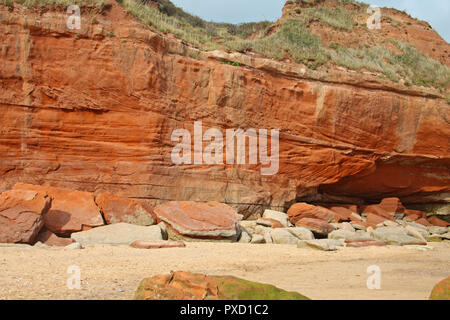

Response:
(1, 0), (449, 98)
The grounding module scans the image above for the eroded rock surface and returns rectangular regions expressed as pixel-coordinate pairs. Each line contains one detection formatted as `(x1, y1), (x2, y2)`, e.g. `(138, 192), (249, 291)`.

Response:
(0, 3), (448, 218)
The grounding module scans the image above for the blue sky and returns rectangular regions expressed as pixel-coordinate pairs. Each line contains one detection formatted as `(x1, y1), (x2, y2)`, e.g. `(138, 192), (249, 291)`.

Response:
(171, 0), (450, 43)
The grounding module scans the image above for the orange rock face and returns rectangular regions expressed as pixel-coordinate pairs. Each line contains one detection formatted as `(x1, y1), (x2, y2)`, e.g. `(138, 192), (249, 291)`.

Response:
(0, 3), (449, 217)
(0, 188), (51, 243)
(95, 193), (155, 226)
(13, 183), (104, 236)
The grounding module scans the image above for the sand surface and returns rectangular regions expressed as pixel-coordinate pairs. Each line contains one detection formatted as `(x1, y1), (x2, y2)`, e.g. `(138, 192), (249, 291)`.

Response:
(0, 242), (449, 300)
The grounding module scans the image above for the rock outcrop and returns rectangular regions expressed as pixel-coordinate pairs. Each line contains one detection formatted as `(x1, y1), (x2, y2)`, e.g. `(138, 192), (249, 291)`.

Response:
(13, 183), (104, 236)
(154, 201), (241, 241)
(0, 188), (51, 243)
(95, 193), (156, 226)
(0, 2), (448, 218)
(134, 271), (310, 300)
(71, 222), (163, 245)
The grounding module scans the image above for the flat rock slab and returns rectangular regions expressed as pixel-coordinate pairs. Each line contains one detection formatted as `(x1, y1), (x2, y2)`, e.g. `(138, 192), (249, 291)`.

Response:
(288, 203), (335, 224)
(13, 183), (104, 236)
(0, 189), (51, 244)
(134, 271), (309, 300)
(328, 229), (372, 241)
(295, 218), (334, 236)
(262, 210), (289, 227)
(154, 201), (240, 241)
(345, 239), (386, 247)
(270, 228), (300, 245)
(71, 223), (162, 245)
(130, 240), (185, 249)
(287, 227), (314, 240)
(36, 228), (74, 247)
(372, 229), (427, 246)
(297, 239), (344, 251)
(95, 193), (156, 226)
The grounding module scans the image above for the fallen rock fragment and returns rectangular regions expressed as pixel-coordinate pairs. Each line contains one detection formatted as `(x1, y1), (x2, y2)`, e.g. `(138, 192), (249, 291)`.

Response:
(270, 228), (300, 245)
(262, 209), (289, 227)
(371, 229), (427, 246)
(35, 228), (74, 247)
(287, 203), (335, 224)
(13, 183), (104, 236)
(297, 239), (344, 251)
(250, 234), (265, 244)
(428, 217), (449, 227)
(328, 229), (372, 241)
(71, 223), (162, 245)
(295, 217), (334, 237)
(95, 193), (156, 226)
(130, 240), (186, 249)
(429, 277), (450, 300)
(134, 271), (310, 300)
(0, 188), (51, 244)
(345, 239), (386, 247)
(154, 201), (241, 242)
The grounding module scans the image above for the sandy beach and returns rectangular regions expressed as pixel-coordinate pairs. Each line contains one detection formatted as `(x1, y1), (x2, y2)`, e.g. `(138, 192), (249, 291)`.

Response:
(0, 242), (448, 300)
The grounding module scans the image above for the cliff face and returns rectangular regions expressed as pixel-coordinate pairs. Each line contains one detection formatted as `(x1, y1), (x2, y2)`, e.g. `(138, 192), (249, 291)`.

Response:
(0, 2), (449, 217)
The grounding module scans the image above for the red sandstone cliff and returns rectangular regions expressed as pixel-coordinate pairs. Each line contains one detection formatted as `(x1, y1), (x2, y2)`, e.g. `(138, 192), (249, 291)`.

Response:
(0, 1), (449, 218)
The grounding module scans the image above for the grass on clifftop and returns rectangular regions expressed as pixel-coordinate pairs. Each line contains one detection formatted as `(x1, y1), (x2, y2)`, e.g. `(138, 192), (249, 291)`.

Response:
(116, 0), (450, 89)
(2, 0), (449, 90)
(1, 0), (110, 10)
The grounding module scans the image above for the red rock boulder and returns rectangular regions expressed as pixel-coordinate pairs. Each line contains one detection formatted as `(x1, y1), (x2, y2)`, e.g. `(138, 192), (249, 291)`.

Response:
(366, 213), (389, 227)
(415, 217), (431, 227)
(134, 271), (309, 300)
(13, 183), (104, 236)
(154, 201), (241, 241)
(287, 203), (335, 224)
(428, 217), (449, 227)
(35, 228), (75, 247)
(328, 206), (353, 222)
(295, 217), (334, 236)
(0, 189), (51, 243)
(361, 205), (395, 221)
(404, 209), (427, 219)
(95, 193), (156, 226)
(378, 197), (406, 213)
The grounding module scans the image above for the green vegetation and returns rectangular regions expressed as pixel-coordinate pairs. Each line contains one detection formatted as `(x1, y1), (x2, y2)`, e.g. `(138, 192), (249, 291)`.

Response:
(1, 0), (448, 89)
(329, 40), (450, 88)
(429, 277), (449, 300)
(1, 0), (111, 10)
(216, 276), (311, 300)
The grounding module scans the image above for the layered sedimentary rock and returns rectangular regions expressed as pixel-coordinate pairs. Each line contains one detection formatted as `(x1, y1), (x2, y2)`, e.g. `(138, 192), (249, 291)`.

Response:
(0, 2), (449, 219)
